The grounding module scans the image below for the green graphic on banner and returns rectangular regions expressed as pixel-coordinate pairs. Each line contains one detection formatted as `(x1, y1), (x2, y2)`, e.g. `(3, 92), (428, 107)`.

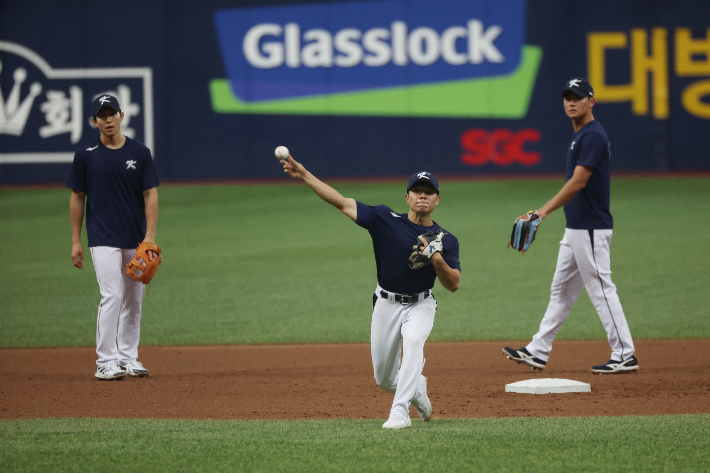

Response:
(210, 46), (541, 118)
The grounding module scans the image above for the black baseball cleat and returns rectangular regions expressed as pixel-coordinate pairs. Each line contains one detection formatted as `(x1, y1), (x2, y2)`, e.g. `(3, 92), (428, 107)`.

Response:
(502, 347), (547, 371)
(591, 354), (639, 374)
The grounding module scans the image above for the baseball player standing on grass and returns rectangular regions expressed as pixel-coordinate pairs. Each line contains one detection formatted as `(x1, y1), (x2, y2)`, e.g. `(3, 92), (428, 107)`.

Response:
(67, 94), (160, 380)
(281, 155), (461, 429)
(503, 78), (638, 374)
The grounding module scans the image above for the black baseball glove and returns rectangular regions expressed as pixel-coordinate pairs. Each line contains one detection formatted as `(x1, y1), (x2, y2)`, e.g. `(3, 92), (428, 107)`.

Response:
(408, 230), (446, 269)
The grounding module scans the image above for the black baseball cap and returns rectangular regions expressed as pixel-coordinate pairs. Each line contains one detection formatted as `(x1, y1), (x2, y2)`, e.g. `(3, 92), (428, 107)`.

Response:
(562, 78), (594, 98)
(407, 172), (439, 194)
(92, 94), (121, 118)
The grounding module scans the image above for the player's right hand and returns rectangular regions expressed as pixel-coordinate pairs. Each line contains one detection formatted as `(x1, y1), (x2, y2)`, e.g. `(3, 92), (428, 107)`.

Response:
(72, 243), (84, 269)
(282, 155), (307, 179)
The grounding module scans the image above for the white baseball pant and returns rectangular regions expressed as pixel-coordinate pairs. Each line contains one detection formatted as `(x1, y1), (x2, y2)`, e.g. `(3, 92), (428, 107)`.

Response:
(371, 285), (436, 420)
(90, 246), (145, 368)
(527, 228), (635, 362)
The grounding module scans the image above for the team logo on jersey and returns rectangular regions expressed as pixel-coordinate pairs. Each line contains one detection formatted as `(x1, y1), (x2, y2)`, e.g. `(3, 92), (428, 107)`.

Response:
(86, 145), (98, 151)
(570, 141), (576, 150)
(126, 160), (137, 169)
(390, 212), (401, 218)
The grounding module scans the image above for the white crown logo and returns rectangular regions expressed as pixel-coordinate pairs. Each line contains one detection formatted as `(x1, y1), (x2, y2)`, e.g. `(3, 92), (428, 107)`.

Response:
(0, 60), (43, 136)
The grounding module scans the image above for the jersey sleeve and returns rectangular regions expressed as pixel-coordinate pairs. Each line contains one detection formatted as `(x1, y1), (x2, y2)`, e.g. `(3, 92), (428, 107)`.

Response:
(576, 132), (607, 169)
(140, 148), (160, 191)
(355, 202), (390, 230)
(442, 234), (461, 272)
(66, 149), (87, 192)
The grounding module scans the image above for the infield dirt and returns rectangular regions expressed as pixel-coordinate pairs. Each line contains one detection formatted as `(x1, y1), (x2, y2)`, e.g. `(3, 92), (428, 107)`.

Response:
(1, 340), (708, 420)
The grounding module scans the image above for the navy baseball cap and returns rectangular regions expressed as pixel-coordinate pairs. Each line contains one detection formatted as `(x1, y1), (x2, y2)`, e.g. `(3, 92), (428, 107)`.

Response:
(562, 78), (594, 98)
(92, 94), (121, 118)
(407, 172), (439, 194)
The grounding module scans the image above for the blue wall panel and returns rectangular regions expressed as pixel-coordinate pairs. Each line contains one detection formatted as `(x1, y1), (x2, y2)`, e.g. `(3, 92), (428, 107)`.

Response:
(1, 0), (708, 184)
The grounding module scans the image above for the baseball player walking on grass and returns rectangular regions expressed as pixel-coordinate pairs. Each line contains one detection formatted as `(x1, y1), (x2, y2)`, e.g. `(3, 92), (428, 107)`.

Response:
(281, 156), (461, 429)
(503, 78), (638, 374)
(68, 94), (160, 380)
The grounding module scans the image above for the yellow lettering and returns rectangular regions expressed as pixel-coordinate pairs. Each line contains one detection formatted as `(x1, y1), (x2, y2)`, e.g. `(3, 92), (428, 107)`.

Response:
(588, 32), (634, 102)
(632, 28), (669, 119)
(588, 29), (669, 119)
(681, 80), (710, 119)
(675, 28), (710, 76)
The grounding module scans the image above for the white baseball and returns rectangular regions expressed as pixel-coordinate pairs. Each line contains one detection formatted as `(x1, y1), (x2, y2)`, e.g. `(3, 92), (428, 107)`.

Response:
(275, 146), (290, 160)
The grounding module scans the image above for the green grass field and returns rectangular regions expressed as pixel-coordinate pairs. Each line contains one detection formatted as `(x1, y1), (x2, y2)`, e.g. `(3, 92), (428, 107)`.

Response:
(2, 415), (709, 473)
(1, 176), (708, 347)
(1, 176), (709, 472)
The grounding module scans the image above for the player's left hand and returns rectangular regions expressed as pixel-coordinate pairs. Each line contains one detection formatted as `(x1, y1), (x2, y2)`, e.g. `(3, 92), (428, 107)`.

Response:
(141, 239), (159, 261)
(409, 230), (446, 269)
(417, 235), (439, 255)
(516, 209), (548, 222)
(125, 242), (162, 284)
(509, 211), (541, 253)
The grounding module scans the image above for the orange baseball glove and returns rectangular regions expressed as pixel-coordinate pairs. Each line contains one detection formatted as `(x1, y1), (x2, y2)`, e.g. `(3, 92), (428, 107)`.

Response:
(125, 242), (162, 284)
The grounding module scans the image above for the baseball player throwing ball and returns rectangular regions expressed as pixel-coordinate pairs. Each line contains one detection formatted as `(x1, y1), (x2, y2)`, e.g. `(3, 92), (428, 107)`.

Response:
(503, 78), (638, 374)
(281, 154), (461, 429)
(68, 94), (160, 380)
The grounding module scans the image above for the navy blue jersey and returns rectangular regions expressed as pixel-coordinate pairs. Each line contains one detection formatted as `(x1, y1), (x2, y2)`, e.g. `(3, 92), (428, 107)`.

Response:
(355, 202), (461, 294)
(563, 120), (613, 229)
(66, 137), (160, 248)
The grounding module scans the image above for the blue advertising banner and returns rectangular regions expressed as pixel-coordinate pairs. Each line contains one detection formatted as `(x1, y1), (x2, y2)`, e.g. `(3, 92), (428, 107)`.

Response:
(0, 0), (709, 184)
(214, 0), (525, 101)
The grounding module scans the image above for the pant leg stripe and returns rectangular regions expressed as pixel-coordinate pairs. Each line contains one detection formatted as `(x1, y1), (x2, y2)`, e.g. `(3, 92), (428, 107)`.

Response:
(90, 247), (103, 342)
(118, 258), (126, 358)
(589, 230), (626, 359)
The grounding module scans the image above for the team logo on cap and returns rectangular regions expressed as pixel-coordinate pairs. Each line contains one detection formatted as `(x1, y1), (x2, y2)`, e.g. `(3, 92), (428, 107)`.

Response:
(568, 79), (581, 88)
(98, 95), (112, 105)
(417, 172), (431, 180)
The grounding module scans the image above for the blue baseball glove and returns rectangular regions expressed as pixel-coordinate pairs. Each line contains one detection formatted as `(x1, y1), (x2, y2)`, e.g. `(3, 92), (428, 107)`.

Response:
(509, 211), (541, 254)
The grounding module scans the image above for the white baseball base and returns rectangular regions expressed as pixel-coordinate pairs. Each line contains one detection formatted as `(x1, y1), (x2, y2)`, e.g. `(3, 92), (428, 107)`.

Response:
(505, 378), (591, 394)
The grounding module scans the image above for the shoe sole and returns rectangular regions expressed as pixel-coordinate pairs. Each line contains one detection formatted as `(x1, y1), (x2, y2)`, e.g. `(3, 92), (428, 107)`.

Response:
(95, 374), (126, 380)
(120, 364), (149, 377)
(126, 371), (149, 377)
(502, 348), (545, 371)
(382, 422), (411, 429)
(592, 366), (639, 374)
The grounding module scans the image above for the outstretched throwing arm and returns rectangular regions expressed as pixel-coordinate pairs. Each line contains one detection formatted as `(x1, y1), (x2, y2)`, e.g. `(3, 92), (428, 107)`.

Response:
(282, 155), (357, 221)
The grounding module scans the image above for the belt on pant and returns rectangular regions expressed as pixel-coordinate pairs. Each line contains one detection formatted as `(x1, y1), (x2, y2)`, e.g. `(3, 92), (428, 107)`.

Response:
(379, 289), (430, 305)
